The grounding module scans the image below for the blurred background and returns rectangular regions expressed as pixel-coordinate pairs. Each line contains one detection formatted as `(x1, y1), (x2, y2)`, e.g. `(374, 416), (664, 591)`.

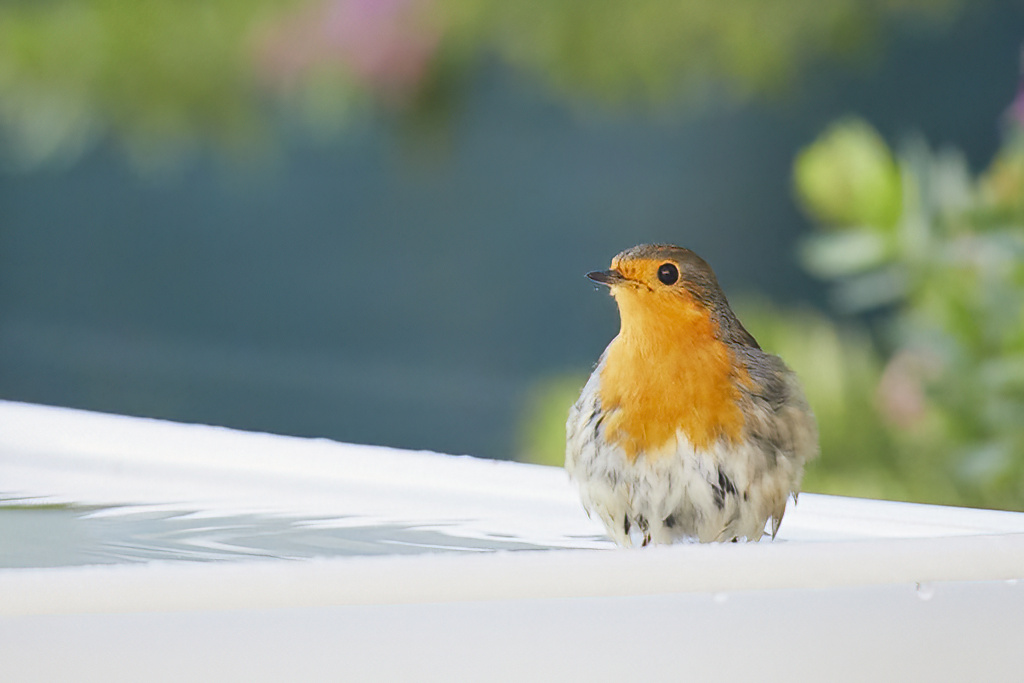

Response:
(2, 0), (1023, 511)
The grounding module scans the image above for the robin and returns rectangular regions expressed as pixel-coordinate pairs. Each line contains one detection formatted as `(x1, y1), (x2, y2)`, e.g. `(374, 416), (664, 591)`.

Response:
(566, 244), (818, 546)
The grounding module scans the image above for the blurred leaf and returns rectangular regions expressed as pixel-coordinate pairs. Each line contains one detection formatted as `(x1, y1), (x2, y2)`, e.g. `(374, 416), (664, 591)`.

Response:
(794, 117), (903, 230)
(829, 266), (907, 313)
(516, 373), (586, 467)
(798, 230), (891, 278)
(795, 111), (1024, 511)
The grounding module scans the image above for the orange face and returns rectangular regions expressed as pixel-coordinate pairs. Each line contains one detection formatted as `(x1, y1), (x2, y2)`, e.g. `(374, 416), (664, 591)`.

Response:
(595, 255), (747, 461)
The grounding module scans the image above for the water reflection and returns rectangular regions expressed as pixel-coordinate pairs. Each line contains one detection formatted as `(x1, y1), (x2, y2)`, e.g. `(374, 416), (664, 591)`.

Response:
(0, 497), (561, 568)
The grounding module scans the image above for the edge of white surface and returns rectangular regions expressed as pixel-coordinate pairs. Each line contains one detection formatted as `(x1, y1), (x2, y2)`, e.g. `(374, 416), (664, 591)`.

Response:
(2, 399), (1024, 617)
(2, 534), (1023, 616)
(3, 399), (1024, 539)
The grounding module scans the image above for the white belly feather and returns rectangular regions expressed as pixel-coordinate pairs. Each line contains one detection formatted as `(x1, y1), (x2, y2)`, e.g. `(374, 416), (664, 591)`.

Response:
(565, 370), (808, 546)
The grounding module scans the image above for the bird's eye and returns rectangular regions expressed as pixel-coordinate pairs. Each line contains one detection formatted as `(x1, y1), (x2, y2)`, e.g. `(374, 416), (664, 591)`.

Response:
(657, 263), (679, 285)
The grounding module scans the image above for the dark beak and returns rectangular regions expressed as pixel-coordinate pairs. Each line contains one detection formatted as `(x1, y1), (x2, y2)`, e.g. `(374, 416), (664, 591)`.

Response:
(586, 269), (626, 286)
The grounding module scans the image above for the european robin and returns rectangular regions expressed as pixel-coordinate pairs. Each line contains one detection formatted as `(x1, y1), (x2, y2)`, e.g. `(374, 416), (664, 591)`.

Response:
(566, 244), (818, 546)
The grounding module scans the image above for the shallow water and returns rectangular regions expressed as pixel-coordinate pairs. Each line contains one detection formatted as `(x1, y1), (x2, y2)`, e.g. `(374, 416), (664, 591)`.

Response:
(0, 497), (561, 568)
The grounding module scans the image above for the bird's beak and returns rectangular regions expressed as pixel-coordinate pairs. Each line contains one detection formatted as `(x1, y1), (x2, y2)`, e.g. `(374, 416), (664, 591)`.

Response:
(586, 269), (626, 286)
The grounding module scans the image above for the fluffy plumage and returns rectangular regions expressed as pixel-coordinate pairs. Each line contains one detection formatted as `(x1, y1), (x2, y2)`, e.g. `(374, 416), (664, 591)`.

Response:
(565, 244), (818, 545)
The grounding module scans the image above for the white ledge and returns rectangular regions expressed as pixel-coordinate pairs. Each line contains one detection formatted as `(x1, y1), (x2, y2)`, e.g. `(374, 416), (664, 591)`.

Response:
(1, 400), (1023, 682)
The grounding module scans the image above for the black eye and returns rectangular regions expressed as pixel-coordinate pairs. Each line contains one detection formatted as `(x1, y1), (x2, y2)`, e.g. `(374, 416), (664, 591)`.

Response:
(657, 263), (678, 285)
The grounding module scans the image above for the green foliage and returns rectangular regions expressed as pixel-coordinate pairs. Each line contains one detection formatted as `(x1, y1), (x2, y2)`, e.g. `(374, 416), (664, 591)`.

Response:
(794, 118), (1024, 510)
(517, 373), (586, 467)
(440, 0), (963, 105)
(518, 122), (1024, 511)
(0, 0), (290, 167)
(0, 0), (971, 166)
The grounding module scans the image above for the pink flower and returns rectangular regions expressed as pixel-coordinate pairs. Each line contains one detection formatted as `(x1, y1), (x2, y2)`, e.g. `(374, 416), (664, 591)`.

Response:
(256, 0), (439, 98)
(877, 350), (939, 429)
(1004, 46), (1024, 130)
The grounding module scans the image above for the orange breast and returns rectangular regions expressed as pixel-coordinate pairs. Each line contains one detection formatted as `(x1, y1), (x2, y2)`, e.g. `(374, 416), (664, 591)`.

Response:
(597, 288), (746, 461)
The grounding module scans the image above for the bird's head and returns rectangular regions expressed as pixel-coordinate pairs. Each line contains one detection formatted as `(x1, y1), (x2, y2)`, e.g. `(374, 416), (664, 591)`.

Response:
(587, 244), (727, 338)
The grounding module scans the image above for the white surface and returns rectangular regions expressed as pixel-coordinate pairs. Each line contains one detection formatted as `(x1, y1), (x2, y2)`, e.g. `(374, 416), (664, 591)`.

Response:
(3, 581), (1022, 683)
(1, 399), (605, 549)
(4, 399), (1024, 545)
(2, 400), (1024, 682)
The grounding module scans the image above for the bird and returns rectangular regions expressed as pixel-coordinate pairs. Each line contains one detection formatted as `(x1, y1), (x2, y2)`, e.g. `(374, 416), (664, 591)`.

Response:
(565, 244), (818, 546)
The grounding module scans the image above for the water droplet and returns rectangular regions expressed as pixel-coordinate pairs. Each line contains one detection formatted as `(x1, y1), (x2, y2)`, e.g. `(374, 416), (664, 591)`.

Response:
(713, 592), (729, 604)
(915, 582), (934, 601)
